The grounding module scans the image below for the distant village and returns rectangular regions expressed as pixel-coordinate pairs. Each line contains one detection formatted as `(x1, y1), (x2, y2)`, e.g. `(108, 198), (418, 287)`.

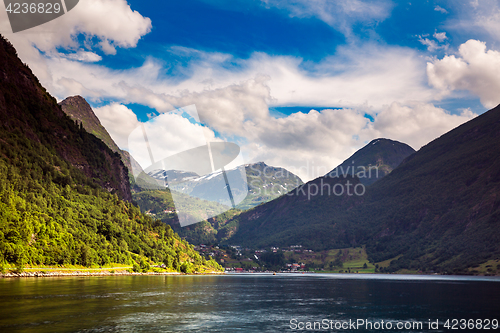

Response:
(194, 244), (315, 273)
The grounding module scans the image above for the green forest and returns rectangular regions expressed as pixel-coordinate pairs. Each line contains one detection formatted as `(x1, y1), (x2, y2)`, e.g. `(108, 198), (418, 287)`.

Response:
(0, 35), (221, 274)
(0, 130), (222, 273)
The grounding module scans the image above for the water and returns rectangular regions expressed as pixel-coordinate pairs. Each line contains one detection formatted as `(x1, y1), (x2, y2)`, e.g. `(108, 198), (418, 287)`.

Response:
(0, 273), (499, 332)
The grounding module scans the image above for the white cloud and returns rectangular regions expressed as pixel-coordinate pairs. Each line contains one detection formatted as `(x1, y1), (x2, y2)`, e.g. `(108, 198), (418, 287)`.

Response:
(0, 0), (479, 182)
(469, 0), (500, 43)
(88, 78), (477, 182)
(427, 39), (500, 108)
(434, 5), (448, 14)
(434, 32), (448, 42)
(60, 50), (102, 62)
(249, 45), (433, 108)
(260, 0), (393, 37)
(368, 102), (476, 150)
(6, 38), (463, 181)
(0, 0), (151, 87)
(245, 102), (475, 181)
(444, 0), (500, 44)
(37, 43), (434, 111)
(121, 77), (475, 181)
(419, 37), (440, 52)
(419, 32), (448, 52)
(93, 104), (140, 149)
(94, 104), (223, 173)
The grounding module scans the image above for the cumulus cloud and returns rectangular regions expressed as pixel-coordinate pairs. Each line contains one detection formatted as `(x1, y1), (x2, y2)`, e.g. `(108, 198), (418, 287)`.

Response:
(87, 77), (477, 182)
(15, 40), (467, 181)
(9, 0), (151, 52)
(93, 104), (141, 149)
(368, 102), (476, 149)
(243, 102), (475, 181)
(37, 43), (434, 111)
(0, 0), (479, 182)
(427, 39), (500, 108)
(94, 104), (223, 173)
(0, 0), (151, 86)
(107, 76), (475, 181)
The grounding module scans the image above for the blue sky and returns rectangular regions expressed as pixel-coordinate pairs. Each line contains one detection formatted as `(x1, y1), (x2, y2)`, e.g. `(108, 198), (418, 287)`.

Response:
(2, 0), (500, 180)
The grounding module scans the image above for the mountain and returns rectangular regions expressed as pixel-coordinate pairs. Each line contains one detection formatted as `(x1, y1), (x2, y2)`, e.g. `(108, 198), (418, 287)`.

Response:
(59, 96), (143, 178)
(134, 162), (303, 245)
(132, 188), (240, 245)
(240, 162), (303, 210)
(224, 173), (363, 250)
(360, 105), (500, 273)
(225, 112), (500, 274)
(224, 138), (415, 249)
(329, 138), (415, 186)
(146, 162), (303, 210)
(147, 169), (199, 184)
(0, 35), (221, 272)
(59, 96), (121, 154)
(0, 46), (131, 202)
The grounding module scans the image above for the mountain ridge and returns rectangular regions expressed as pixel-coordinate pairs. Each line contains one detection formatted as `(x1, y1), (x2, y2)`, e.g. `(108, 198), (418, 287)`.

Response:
(329, 138), (415, 186)
(133, 162), (304, 245)
(223, 109), (500, 273)
(0, 39), (131, 202)
(0, 34), (221, 273)
(59, 95), (143, 179)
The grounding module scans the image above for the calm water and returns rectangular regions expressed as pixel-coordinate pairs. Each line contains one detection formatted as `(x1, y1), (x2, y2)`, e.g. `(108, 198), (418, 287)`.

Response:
(0, 273), (499, 332)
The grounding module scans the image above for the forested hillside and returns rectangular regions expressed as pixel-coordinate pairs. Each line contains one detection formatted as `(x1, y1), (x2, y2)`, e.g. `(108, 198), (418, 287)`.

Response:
(226, 106), (500, 274)
(0, 35), (221, 273)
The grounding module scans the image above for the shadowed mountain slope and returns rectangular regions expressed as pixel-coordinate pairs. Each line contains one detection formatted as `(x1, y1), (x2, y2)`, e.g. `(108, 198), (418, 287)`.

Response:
(226, 107), (500, 273)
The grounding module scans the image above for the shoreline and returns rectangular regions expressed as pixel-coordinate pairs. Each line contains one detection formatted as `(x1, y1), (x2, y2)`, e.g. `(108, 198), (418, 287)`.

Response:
(0, 270), (225, 278)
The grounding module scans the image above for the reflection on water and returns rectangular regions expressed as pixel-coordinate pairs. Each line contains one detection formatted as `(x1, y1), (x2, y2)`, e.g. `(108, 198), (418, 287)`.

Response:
(0, 274), (499, 332)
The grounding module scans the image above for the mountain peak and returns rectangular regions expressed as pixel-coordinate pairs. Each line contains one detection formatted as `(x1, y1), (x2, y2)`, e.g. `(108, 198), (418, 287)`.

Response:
(59, 95), (142, 176)
(59, 96), (108, 143)
(328, 138), (415, 186)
